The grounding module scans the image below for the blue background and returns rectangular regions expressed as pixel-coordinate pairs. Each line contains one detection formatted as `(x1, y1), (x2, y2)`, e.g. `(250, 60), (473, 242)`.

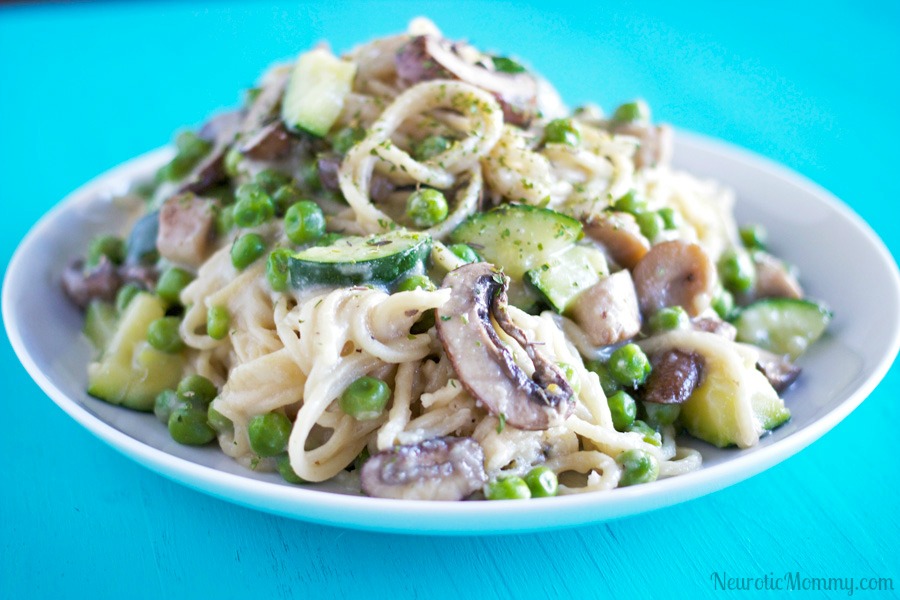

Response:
(2, 1), (898, 598)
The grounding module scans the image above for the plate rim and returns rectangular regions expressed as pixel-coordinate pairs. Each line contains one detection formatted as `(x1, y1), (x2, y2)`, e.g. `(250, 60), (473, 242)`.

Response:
(5, 130), (900, 535)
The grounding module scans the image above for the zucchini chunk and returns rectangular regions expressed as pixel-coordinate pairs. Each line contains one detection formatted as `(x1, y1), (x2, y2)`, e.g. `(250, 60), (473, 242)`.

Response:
(450, 204), (582, 279)
(281, 48), (357, 137)
(733, 298), (832, 359)
(525, 245), (609, 313)
(87, 293), (184, 411)
(289, 230), (432, 288)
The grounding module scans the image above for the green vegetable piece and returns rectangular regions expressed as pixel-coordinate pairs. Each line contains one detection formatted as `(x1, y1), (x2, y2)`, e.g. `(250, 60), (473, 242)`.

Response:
(544, 118), (580, 146)
(658, 207), (680, 230)
(612, 190), (647, 215)
(612, 99), (651, 123)
(523, 466), (558, 498)
(629, 419), (662, 447)
(231, 233), (266, 270)
(448, 243), (480, 264)
(484, 476), (531, 500)
(177, 374), (217, 406)
(253, 169), (293, 194)
(648, 306), (690, 333)
(607, 390), (637, 431)
(233, 183), (275, 228)
(339, 377), (391, 420)
(168, 405), (216, 445)
(739, 224), (768, 250)
(406, 188), (449, 228)
(413, 135), (451, 161)
(636, 211), (664, 242)
(115, 284), (141, 314)
(206, 305), (230, 340)
(396, 274), (436, 293)
(266, 248), (293, 292)
(331, 126), (366, 154)
(276, 453), (306, 484)
(154, 389), (180, 424)
(248, 412), (293, 457)
(608, 343), (652, 388)
(207, 404), (233, 433)
(156, 267), (194, 305)
(719, 248), (756, 293)
(643, 402), (681, 427)
(284, 200), (326, 245)
(616, 449), (659, 486)
(86, 235), (125, 268)
(492, 56), (526, 73)
(147, 316), (185, 354)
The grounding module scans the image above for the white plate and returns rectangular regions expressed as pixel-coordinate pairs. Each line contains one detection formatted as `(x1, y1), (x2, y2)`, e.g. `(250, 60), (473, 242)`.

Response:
(5, 132), (900, 534)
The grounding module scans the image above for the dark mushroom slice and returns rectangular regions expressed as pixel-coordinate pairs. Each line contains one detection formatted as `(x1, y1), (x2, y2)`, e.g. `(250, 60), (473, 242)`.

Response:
(395, 35), (538, 127)
(582, 211), (650, 270)
(360, 436), (487, 501)
(435, 263), (575, 431)
(755, 348), (801, 393)
(157, 194), (219, 268)
(61, 257), (121, 309)
(691, 316), (737, 341)
(632, 240), (717, 317)
(567, 270), (641, 347)
(642, 349), (705, 405)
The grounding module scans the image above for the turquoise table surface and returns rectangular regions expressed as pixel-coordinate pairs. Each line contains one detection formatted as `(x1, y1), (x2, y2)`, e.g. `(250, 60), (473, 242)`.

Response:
(2, 1), (898, 598)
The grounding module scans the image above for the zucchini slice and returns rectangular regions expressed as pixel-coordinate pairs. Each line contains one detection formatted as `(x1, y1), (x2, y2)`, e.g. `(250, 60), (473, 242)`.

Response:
(450, 204), (582, 279)
(734, 298), (832, 359)
(525, 245), (609, 313)
(289, 230), (432, 287)
(281, 48), (357, 137)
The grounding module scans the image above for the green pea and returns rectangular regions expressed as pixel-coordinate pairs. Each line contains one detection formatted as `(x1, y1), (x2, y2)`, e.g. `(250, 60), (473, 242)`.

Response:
(147, 317), (184, 353)
(636, 211), (664, 242)
(616, 449), (659, 486)
(449, 243), (480, 264)
(643, 402), (681, 427)
(339, 376), (391, 420)
(231, 233), (266, 270)
(612, 99), (651, 123)
(740, 224), (768, 250)
(168, 405), (216, 445)
(115, 283), (141, 314)
(86, 235), (125, 267)
(154, 389), (181, 424)
(484, 476), (531, 500)
(719, 248), (756, 293)
(233, 183), (275, 227)
(658, 207), (680, 230)
(266, 248), (293, 292)
(216, 204), (235, 236)
(207, 404), (233, 433)
(272, 184), (303, 216)
(276, 452), (306, 484)
(492, 56), (526, 74)
(608, 343), (652, 388)
(523, 466), (558, 498)
(544, 118), (580, 146)
(248, 412), (293, 457)
(406, 189), (448, 228)
(629, 419), (662, 447)
(396, 274), (436, 293)
(156, 267), (194, 305)
(607, 390), (637, 431)
(331, 126), (366, 154)
(253, 169), (292, 194)
(176, 374), (217, 406)
(206, 305), (230, 340)
(413, 135), (451, 161)
(648, 306), (690, 332)
(612, 190), (647, 215)
(224, 147), (244, 178)
(712, 288), (736, 320)
(284, 201), (326, 245)
(586, 361), (621, 396)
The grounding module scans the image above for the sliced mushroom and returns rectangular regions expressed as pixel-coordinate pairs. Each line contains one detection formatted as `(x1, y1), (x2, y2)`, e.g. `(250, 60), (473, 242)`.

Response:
(61, 257), (121, 309)
(360, 436), (487, 500)
(157, 194), (219, 268)
(755, 348), (801, 393)
(691, 316), (737, 341)
(632, 240), (717, 317)
(395, 35), (538, 126)
(239, 121), (293, 161)
(642, 349), (705, 404)
(567, 271), (641, 347)
(746, 251), (804, 302)
(582, 211), (650, 270)
(435, 263), (574, 430)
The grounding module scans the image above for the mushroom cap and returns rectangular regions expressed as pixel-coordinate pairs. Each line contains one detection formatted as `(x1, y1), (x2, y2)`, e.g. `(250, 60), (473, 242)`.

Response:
(632, 240), (717, 317)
